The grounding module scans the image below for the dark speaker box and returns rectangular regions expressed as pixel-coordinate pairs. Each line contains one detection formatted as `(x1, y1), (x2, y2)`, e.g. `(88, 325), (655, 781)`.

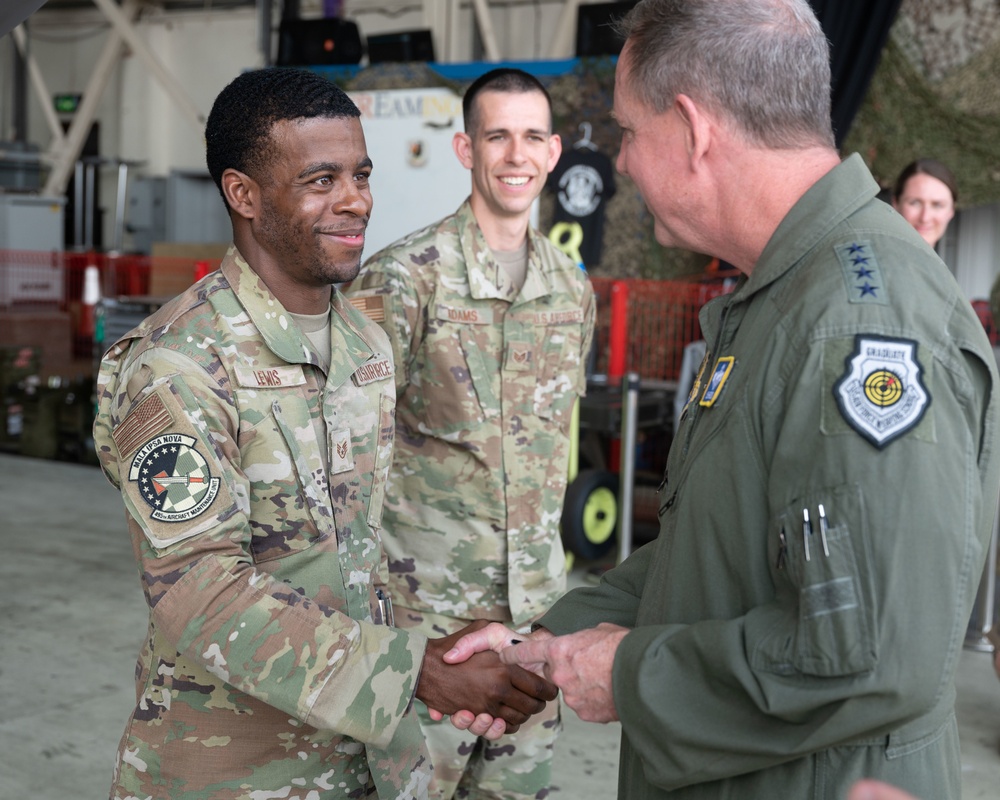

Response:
(575, 1), (638, 57)
(277, 18), (364, 66)
(367, 29), (436, 63)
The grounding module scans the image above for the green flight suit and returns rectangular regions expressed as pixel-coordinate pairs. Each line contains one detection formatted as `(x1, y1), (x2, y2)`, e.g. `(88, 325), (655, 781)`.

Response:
(541, 154), (1000, 799)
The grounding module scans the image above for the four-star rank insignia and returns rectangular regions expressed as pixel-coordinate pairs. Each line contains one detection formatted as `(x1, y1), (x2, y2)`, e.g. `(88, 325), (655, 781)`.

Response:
(834, 335), (930, 449)
(836, 240), (888, 305)
(128, 434), (220, 522)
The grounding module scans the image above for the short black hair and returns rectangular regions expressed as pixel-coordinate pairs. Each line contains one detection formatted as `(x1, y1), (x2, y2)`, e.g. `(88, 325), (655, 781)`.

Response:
(205, 67), (360, 206)
(462, 68), (553, 136)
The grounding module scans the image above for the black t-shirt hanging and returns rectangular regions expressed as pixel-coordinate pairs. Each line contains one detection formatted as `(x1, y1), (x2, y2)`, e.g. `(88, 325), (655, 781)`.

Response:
(546, 147), (617, 268)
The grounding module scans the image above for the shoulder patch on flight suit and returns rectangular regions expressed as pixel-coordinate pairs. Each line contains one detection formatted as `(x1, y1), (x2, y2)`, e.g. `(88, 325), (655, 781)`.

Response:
(833, 334), (931, 448)
(836, 241), (888, 305)
(699, 356), (735, 407)
(347, 291), (386, 323)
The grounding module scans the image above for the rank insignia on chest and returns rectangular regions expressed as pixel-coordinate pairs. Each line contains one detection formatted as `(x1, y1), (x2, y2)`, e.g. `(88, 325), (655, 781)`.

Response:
(506, 342), (534, 371)
(330, 427), (354, 474)
(833, 335), (930, 448)
(699, 356), (735, 407)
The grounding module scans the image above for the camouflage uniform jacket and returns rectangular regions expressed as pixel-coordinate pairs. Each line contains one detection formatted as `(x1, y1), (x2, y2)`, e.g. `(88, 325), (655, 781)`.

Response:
(348, 199), (596, 626)
(93, 246), (432, 800)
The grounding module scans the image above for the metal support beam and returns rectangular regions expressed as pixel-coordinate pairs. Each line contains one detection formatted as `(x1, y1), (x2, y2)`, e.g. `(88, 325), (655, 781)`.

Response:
(90, 0), (204, 133)
(423, 0), (462, 64)
(470, 0), (501, 61)
(549, 0), (581, 59)
(12, 24), (66, 150)
(42, 0), (142, 198)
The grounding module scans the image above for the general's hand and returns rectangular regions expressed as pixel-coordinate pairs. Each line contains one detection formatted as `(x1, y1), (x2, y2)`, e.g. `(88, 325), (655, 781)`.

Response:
(416, 620), (558, 737)
(846, 780), (921, 800)
(501, 623), (628, 723)
(443, 622), (554, 676)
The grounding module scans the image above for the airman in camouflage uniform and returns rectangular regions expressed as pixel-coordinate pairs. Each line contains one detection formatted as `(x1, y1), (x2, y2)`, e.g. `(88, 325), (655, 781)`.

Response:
(347, 69), (596, 799)
(93, 68), (556, 800)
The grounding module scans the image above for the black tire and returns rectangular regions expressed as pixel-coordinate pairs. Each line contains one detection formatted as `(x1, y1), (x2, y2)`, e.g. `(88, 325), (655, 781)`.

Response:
(561, 469), (619, 560)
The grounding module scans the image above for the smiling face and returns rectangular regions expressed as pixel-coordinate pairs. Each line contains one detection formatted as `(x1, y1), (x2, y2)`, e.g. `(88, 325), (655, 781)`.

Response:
(893, 172), (955, 248)
(248, 115), (373, 298)
(454, 89), (561, 236)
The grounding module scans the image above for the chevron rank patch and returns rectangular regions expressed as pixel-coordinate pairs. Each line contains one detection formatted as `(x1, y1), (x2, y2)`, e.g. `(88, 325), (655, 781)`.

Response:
(329, 427), (354, 474)
(833, 335), (930, 448)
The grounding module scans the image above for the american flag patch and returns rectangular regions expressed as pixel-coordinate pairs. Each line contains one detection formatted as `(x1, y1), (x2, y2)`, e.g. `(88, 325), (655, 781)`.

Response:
(112, 391), (173, 457)
(348, 294), (386, 323)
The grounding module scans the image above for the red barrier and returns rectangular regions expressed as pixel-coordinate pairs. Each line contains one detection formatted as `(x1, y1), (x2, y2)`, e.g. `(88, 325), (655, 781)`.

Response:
(0, 250), (222, 362)
(590, 275), (735, 383)
(607, 280), (629, 380)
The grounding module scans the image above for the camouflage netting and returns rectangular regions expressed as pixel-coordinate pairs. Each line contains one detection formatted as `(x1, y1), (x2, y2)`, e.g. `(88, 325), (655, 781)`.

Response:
(335, 0), (1000, 280)
(844, 0), (1000, 208)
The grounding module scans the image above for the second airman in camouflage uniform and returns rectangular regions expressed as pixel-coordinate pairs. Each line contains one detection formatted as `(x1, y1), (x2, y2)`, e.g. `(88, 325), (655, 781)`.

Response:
(347, 69), (596, 799)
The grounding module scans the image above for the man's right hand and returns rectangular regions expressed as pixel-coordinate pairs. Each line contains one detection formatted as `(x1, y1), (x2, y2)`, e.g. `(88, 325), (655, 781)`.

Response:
(415, 620), (558, 736)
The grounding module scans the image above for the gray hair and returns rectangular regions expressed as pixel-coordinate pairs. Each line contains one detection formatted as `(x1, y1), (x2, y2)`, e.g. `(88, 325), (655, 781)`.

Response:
(615, 0), (835, 149)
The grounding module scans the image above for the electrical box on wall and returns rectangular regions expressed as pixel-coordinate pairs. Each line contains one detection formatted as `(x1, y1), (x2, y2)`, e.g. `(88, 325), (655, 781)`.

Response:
(0, 195), (66, 305)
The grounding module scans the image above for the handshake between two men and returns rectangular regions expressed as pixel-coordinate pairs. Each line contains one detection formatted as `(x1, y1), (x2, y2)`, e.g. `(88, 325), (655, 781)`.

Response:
(417, 619), (632, 739)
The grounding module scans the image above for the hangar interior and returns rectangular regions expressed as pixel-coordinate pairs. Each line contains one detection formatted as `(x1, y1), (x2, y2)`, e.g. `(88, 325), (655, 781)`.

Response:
(2, 1), (1000, 798)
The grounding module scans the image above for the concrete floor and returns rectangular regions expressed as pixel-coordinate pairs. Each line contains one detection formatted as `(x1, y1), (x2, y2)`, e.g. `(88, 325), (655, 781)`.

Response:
(1, 452), (999, 799)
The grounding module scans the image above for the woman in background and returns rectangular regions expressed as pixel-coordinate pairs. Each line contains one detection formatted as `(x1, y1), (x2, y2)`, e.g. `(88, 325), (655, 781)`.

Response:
(892, 158), (957, 249)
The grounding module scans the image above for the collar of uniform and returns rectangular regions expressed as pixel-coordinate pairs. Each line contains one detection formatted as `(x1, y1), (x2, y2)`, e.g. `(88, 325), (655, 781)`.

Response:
(743, 153), (880, 302)
(216, 246), (375, 381)
(219, 247), (318, 368)
(454, 198), (553, 304)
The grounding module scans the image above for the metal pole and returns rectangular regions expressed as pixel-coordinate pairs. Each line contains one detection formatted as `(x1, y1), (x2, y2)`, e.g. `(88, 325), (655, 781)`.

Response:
(113, 161), (129, 254)
(74, 160), (85, 249)
(616, 371), (640, 564)
(965, 492), (1000, 651)
(84, 161), (96, 251)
